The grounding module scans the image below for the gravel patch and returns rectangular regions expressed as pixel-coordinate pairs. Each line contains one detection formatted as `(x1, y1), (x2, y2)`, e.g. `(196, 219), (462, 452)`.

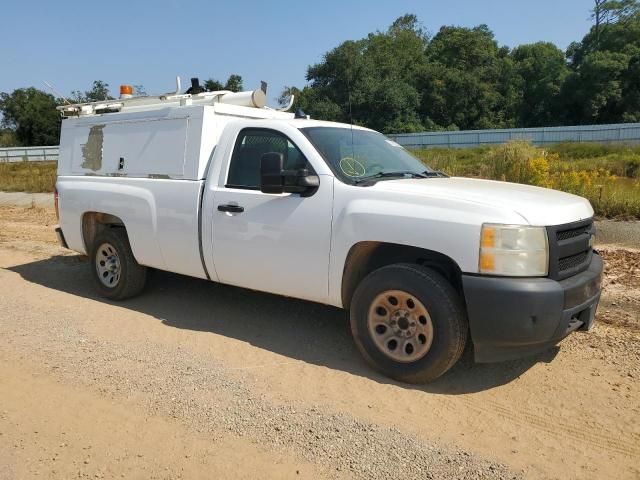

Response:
(0, 192), (53, 208)
(0, 311), (520, 480)
(596, 219), (640, 249)
(597, 248), (640, 331)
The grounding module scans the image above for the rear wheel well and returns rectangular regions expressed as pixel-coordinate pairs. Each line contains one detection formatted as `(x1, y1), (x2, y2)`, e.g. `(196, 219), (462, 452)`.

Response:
(82, 212), (126, 253)
(341, 242), (464, 309)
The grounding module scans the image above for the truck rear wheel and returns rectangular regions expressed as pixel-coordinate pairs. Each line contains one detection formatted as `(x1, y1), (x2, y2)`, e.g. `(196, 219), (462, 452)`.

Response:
(90, 228), (147, 300)
(350, 263), (468, 383)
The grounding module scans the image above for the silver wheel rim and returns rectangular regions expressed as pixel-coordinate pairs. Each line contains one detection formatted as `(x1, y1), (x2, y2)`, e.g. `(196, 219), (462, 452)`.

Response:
(367, 290), (434, 363)
(95, 242), (121, 288)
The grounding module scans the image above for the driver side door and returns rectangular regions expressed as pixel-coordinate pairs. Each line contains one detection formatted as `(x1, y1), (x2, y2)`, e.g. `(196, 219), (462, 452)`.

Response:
(210, 127), (333, 303)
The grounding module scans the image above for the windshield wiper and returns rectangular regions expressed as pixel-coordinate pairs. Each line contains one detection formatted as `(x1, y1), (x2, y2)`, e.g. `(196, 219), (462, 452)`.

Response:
(354, 171), (426, 183)
(421, 170), (448, 177)
(353, 170), (447, 184)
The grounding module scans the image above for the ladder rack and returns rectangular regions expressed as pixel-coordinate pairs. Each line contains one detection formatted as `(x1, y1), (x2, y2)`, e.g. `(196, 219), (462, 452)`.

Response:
(57, 88), (268, 118)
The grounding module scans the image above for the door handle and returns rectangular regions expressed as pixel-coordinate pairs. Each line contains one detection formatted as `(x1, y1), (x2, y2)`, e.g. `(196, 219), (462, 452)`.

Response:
(218, 204), (244, 213)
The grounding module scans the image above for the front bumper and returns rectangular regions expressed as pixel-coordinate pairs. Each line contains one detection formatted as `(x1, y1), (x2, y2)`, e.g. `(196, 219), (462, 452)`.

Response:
(463, 253), (603, 362)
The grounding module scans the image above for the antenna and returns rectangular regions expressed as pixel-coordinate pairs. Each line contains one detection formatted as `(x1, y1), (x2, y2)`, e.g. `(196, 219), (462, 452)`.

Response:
(346, 68), (356, 169)
(43, 80), (72, 105)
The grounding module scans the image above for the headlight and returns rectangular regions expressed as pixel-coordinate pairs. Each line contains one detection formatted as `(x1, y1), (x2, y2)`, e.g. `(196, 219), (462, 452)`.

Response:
(479, 224), (549, 276)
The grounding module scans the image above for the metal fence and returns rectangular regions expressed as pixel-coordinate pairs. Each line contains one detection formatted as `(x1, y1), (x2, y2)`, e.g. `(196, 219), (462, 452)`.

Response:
(0, 146), (59, 163)
(3, 122), (640, 160)
(389, 123), (640, 149)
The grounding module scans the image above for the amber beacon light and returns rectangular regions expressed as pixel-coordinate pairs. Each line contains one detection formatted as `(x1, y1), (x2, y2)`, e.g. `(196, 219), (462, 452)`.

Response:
(119, 84), (134, 99)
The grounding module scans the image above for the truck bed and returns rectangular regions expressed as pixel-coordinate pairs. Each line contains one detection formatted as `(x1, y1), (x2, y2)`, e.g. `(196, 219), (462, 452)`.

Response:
(57, 176), (208, 279)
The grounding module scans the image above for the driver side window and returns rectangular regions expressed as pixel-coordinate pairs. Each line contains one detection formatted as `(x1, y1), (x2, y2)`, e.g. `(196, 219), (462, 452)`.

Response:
(226, 129), (311, 189)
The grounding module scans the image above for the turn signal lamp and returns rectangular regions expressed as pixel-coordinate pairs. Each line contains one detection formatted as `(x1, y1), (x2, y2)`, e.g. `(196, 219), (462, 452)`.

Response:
(479, 224), (549, 276)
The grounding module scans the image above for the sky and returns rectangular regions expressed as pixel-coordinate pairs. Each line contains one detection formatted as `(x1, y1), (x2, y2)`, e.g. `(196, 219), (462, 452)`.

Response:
(1, 0), (595, 106)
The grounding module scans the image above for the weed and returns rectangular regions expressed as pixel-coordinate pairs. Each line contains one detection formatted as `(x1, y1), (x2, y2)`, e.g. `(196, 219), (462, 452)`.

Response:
(415, 141), (640, 219)
(0, 161), (57, 193)
(1, 144), (639, 219)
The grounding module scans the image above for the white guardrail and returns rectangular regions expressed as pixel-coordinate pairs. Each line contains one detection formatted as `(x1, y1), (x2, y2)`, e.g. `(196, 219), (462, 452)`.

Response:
(389, 122), (640, 149)
(0, 146), (59, 163)
(2, 122), (640, 160)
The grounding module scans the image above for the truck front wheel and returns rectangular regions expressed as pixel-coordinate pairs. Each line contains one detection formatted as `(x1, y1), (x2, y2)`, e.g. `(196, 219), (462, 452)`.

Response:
(90, 228), (147, 300)
(350, 263), (468, 383)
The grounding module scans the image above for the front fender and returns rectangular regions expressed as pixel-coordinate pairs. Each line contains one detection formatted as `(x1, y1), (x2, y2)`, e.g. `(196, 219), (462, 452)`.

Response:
(327, 182), (527, 308)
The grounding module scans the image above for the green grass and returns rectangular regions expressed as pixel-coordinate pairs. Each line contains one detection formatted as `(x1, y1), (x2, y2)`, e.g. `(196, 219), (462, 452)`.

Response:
(591, 177), (640, 219)
(413, 141), (640, 220)
(1, 142), (639, 219)
(0, 161), (57, 193)
(412, 142), (640, 179)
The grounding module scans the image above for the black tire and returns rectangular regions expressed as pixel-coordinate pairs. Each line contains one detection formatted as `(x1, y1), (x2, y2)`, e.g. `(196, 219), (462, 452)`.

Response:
(350, 263), (468, 383)
(90, 228), (147, 300)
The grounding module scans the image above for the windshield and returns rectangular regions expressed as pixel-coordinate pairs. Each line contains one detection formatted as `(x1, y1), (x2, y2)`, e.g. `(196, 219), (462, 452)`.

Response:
(300, 127), (435, 184)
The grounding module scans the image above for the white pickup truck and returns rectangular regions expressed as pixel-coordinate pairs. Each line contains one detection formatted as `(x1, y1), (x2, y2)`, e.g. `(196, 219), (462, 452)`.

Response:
(54, 81), (603, 383)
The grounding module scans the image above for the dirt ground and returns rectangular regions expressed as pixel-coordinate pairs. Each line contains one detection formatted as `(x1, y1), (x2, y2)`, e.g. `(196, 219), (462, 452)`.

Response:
(0, 206), (638, 479)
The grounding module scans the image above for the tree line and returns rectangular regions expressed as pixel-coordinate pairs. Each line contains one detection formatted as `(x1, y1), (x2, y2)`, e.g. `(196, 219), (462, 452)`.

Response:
(2, 1), (640, 146)
(0, 75), (244, 147)
(281, 0), (640, 133)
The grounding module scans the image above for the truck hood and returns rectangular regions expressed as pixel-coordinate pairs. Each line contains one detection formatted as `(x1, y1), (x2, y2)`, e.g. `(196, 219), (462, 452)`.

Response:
(374, 177), (594, 226)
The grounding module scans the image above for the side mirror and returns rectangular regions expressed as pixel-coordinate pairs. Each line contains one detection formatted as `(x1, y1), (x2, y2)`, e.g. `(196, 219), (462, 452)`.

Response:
(260, 152), (320, 196)
(260, 152), (285, 194)
(294, 170), (320, 189)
